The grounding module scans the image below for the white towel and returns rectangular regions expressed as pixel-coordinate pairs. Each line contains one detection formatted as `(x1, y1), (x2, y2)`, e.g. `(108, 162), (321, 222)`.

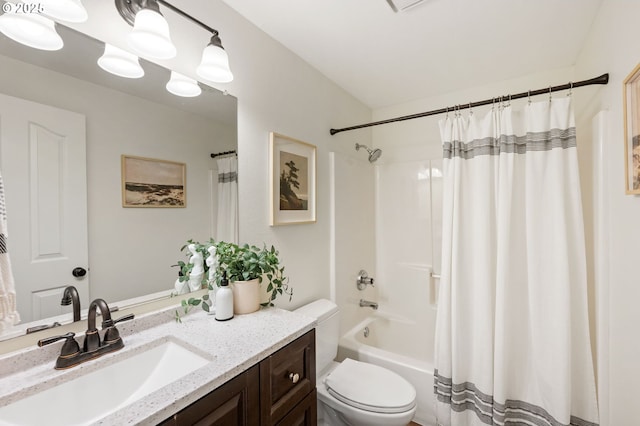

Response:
(0, 172), (20, 330)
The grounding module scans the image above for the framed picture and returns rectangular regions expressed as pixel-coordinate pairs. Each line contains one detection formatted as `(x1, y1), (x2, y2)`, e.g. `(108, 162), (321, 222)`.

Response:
(624, 63), (640, 194)
(269, 132), (317, 225)
(121, 155), (186, 207)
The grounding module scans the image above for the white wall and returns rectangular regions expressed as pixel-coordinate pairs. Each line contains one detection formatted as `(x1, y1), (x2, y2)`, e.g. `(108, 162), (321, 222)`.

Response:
(63, 0), (373, 309)
(0, 55), (236, 303)
(574, 1), (640, 424)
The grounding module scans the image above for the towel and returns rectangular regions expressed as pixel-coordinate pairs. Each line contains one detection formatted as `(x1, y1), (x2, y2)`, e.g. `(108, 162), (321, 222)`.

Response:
(0, 172), (20, 330)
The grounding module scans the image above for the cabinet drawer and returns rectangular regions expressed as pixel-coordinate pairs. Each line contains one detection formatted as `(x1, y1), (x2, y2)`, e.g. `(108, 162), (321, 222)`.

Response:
(159, 365), (260, 426)
(260, 329), (316, 424)
(275, 389), (317, 426)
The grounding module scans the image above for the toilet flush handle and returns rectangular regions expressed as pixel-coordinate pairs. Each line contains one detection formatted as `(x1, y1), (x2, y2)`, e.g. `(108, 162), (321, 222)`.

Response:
(289, 372), (300, 384)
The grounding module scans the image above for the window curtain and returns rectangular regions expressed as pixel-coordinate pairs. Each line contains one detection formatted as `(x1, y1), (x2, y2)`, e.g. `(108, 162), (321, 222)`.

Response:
(215, 156), (238, 244)
(434, 97), (599, 426)
(0, 171), (19, 330)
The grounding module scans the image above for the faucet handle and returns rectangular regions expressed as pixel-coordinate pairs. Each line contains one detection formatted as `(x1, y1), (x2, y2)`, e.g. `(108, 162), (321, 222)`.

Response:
(356, 270), (375, 290)
(37, 332), (81, 357)
(103, 314), (135, 344)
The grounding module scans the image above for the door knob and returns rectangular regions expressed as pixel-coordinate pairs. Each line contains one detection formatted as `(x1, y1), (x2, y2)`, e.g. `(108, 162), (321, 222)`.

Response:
(72, 267), (87, 278)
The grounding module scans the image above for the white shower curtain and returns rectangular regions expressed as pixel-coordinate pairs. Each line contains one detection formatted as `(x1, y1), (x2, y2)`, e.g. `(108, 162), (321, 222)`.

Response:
(0, 172), (19, 330)
(215, 156), (238, 244)
(434, 97), (599, 426)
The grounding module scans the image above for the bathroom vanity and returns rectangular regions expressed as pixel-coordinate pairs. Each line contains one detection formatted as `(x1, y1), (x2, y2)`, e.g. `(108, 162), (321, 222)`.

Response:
(0, 306), (316, 425)
(159, 329), (316, 425)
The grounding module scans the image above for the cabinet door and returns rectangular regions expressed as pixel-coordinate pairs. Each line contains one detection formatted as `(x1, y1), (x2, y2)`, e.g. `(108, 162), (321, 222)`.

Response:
(160, 365), (259, 426)
(260, 330), (316, 424)
(275, 389), (317, 426)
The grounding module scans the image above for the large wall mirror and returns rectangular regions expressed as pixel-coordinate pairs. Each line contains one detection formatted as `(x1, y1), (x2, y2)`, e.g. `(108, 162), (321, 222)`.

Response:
(0, 23), (237, 340)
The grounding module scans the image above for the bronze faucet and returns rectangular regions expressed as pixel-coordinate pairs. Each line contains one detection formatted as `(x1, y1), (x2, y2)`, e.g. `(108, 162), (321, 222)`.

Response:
(60, 285), (81, 322)
(37, 298), (134, 370)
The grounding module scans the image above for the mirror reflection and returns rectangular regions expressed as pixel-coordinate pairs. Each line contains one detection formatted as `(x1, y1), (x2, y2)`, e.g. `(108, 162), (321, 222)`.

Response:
(0, 23), (237, 337)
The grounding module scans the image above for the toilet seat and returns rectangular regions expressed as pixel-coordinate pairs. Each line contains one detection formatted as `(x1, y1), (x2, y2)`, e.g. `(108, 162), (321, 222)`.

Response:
(324, 358), (416, 414)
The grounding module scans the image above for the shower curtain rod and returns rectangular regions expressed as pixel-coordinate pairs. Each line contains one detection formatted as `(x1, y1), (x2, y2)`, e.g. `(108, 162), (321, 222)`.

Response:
(210, 150), (237, 158)
(329, 73), (609, 135)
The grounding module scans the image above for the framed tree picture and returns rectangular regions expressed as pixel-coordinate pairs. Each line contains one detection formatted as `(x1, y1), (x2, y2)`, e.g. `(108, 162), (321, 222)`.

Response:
(624, 62), (640, 194)
(269, 132), (317, 225)
(121, 155), (186, 207)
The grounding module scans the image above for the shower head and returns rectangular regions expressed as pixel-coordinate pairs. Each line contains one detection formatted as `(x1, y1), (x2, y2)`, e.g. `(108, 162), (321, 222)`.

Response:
(355, 143), (382, 163)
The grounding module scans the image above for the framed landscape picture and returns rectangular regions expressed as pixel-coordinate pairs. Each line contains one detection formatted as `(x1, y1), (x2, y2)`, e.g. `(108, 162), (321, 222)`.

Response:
(269, 132), (317, 225)
(624, 62), (640, 194)
(121, 155), (186, 207)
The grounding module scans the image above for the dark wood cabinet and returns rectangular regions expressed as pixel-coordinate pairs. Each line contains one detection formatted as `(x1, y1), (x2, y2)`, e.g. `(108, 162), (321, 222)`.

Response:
(259, 329), (316, 425)
(158, 365), (259, 426)
(158, 329), (316, 426)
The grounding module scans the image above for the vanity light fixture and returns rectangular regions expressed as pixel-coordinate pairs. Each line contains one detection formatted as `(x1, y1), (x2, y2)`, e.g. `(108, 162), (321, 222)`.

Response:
(166, 71), (201, 97)
(97, 43), (145, 79)
(24, 0), (88, 23)
(115, 0), (233, 83)
(196, 34), (233, 83)
(0, 10), (63, 51)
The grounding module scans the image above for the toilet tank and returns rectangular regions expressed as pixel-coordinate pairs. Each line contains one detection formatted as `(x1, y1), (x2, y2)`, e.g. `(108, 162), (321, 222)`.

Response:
(294, 299), (339, 375)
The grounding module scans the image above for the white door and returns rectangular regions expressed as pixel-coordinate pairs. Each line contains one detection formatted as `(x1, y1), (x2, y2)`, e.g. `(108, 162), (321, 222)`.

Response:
(0, 93), (89, 323)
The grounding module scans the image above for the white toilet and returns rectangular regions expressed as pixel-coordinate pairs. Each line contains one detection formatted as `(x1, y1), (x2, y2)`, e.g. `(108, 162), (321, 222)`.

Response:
(295, 299), (417, 426)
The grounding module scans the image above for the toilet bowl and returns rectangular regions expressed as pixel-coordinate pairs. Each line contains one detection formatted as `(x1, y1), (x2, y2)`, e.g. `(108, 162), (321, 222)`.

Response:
(295, 299), (417, 426)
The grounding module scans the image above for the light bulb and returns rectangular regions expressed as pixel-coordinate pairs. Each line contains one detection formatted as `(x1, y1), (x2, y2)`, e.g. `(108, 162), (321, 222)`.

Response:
(0, 11), (63, 51)
(127, 9), (176, 60)
(97, 44), (144, 79)
(196, 42), (233, 83)
(166, 72), (201, 97)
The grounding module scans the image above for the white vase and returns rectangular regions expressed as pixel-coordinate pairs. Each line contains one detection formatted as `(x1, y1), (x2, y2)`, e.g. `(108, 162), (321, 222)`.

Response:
(231, 278), (260, 314)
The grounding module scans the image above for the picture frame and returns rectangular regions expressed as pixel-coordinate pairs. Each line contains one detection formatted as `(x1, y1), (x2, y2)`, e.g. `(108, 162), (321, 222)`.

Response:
(269, 132), (317, 225)
(121, 155), (186, 207)
(624, 62), (640, 194)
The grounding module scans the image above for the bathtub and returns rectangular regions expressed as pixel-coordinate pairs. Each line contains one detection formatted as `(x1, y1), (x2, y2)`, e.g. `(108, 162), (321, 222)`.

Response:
(337, 314), (436, 426)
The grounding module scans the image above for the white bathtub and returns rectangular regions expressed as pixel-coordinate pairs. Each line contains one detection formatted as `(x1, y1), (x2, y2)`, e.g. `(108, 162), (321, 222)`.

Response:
(338, 314), (436, 426)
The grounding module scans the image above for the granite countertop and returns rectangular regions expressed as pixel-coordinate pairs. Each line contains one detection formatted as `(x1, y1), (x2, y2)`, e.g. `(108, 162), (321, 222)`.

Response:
(0, 306), (316, 425)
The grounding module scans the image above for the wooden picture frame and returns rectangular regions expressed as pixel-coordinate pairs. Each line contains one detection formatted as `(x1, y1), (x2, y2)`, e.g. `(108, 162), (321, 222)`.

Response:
(269, 132), (317, 225)
(121, 155), (186, 207)
(624, 63), (640, 194)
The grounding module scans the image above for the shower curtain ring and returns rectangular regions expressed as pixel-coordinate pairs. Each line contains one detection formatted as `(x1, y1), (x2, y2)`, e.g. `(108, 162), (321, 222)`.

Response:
(548, 86), (552, 102)
(508, 94), (512, 107)
(528, 90), (531, 105)
(567, 81), (573, 97)
(469, 101), (473, 116)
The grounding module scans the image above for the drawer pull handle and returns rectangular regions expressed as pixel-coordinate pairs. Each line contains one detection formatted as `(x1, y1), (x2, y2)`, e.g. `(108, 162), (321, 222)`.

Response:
(289, 372), (300, 384)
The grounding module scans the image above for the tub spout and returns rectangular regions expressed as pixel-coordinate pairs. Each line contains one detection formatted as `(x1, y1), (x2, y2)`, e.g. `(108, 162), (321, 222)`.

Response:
(359, 299), (378, 310)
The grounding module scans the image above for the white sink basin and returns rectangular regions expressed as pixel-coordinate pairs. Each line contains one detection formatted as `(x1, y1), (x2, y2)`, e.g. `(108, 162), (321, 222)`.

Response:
(0, 338), (211, 425)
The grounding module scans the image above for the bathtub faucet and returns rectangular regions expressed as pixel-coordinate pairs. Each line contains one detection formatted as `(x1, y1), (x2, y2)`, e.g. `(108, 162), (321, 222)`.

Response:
(359, 299), (378, 310)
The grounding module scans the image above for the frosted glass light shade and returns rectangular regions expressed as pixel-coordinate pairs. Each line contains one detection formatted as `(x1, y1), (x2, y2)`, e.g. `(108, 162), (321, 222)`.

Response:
(25, 0), (88, 23)
(166, 72), (201, 97)
(196, 43), (233, 83)
(0, 11), (63, 50)
(97, 44), (144, 79)
(127, 9), (176, 59)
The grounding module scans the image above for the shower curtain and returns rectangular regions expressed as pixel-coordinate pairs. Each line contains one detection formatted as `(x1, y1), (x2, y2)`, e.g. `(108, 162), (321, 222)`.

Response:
(215, 156), (238, 244)
(434, 97), (599, 426)
(0, 172), (19, 331)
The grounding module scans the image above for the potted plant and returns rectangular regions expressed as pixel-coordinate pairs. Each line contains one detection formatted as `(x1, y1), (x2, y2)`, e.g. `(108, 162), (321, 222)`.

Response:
(174, 240), (292, 320)
(213, 241), (291, 314)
